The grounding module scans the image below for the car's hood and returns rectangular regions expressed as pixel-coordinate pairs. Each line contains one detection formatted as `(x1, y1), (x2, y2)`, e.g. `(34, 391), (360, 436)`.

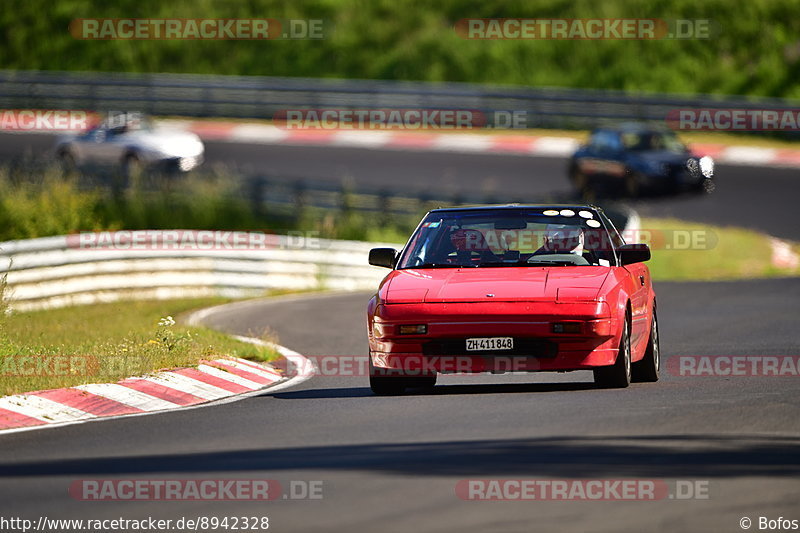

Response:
(383, 267), (611, 303)
(123, 130), (204, 157)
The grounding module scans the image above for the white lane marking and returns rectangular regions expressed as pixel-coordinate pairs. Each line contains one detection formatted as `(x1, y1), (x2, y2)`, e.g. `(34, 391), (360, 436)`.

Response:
(0, 395), (94, 422)
(228, 124), (290, 144)
(719, 147), (777, 165)
(332, 130), (393, 147)
(75, 383), (181, 412)
(432, 134), (494, 152)
(530, 136), (580, 155)
(141, 373), (232, 401)
(197, 364), (263, 390)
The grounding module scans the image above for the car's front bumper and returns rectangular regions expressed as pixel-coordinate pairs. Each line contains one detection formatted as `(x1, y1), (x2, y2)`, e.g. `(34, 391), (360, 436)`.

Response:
(158, 154), (204, 172)
(369, 301), (620, 374)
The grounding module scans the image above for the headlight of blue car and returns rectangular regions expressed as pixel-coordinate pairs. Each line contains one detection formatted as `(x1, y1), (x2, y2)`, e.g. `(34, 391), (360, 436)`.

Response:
(699, 155), (715, 178)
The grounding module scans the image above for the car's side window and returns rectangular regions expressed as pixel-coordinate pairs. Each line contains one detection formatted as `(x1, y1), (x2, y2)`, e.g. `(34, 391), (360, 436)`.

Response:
(589, 131), (621, 153)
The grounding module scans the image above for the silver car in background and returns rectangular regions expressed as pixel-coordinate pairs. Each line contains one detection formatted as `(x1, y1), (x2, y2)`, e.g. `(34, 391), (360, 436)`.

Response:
(55, 114), (204, 177)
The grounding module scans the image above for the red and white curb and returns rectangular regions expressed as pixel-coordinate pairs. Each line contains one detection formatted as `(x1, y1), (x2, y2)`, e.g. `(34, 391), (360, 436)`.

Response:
(0, 338), (313, 435)
(162, 120), (800, 168)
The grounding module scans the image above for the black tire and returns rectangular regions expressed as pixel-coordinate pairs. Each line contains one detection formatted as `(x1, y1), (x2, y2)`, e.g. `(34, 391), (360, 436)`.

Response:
(368, 357), (408, 396)
(632, 309), (660, 383)
(122, 152), (144, 181)
(594, 315), (632, 388)
(58, 149), (77, 176)
(368, 357), (436, 395)
(409, 374), (437, 390)
(369, 375), (408, 396)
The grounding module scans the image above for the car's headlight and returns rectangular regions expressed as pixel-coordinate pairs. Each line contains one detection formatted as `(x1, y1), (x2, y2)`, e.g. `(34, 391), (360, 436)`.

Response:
(699, 156), (714, 178)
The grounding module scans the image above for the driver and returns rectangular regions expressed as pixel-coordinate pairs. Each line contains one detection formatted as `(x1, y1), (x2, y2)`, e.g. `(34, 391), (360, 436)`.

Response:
(535, 224), (585, 255)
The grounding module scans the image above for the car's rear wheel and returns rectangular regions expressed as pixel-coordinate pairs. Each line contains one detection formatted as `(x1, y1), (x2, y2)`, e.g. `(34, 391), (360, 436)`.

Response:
(594, 316), (631, 388)
(58, 149), (77, 176)
(632, 309), (660, 382)
(122, 152), (144, 182)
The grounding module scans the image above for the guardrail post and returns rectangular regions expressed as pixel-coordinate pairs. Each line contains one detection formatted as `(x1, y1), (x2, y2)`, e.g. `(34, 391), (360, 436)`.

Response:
(249, 175), (267, 218)
(378, 190), (391, 226)
(293, 181), (307, 222)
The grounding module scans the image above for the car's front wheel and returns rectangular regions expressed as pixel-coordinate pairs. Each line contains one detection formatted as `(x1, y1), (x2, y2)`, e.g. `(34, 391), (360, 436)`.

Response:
(368, 358), (436, 395)
(632, 309), (660, 382)
(594, 316), (632, 388)
(369, 375), (407, 396)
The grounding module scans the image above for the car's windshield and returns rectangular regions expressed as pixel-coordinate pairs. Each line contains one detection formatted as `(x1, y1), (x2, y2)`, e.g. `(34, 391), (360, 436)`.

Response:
(398, 208), (618, 269)
(621, 130), (686, 153)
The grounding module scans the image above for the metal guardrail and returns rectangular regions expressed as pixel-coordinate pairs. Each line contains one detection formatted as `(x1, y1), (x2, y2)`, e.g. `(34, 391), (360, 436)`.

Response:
(2, 70), (800, 130)
(0, 209), (636, 312)
(0, 234), (391, 311)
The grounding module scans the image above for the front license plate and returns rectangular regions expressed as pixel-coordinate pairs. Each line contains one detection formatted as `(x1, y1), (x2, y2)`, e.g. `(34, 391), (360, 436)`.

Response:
(466, 337), (514, 351)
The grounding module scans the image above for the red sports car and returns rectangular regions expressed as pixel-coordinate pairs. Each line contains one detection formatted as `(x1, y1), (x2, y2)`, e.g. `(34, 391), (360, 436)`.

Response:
(366, 204), (659, 395)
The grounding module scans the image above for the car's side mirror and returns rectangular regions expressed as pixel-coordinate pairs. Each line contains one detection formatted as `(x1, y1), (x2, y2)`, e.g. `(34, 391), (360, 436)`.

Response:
(617, 243), (651, 265)
(369, 248), (398, 268)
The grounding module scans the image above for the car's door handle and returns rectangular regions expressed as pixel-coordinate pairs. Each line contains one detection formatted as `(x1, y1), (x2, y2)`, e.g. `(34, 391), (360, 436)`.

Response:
(639, 275), (646, 286)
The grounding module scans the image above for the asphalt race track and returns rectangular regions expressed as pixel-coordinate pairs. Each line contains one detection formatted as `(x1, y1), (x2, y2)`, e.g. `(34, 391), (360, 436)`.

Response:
(1, 282), (799, 533)
(0, 132), (798, 532)
(0, 132), (797, 240)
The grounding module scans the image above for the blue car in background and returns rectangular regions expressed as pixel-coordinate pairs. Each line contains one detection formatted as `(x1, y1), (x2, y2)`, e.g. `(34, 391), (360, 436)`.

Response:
(568, 123), (715, 197)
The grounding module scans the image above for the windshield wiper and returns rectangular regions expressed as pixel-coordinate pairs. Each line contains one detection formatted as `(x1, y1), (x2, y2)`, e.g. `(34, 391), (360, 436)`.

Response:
(477, 260), (527, 267)
(410, 262), (466, 269)
(527, 260), (576, 266)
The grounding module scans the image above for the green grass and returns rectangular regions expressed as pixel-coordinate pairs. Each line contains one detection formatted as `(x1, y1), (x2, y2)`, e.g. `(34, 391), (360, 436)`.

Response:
(643, 218), (800, 281)
(0, 298), (280, 397)
(0, 164), (426, 242)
